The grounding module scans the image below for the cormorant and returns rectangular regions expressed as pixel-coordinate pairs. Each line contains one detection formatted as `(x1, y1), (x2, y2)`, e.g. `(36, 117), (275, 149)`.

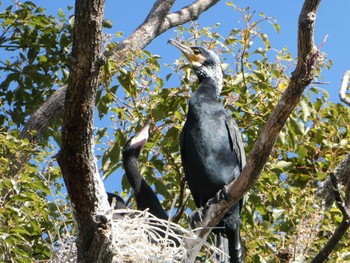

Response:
(106, 192), (126, 209)
(169, 39), (246, 263)
(122, 121), (168, 220)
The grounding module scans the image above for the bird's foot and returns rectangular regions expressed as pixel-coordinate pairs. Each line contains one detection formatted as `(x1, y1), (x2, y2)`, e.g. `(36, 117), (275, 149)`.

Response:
(217, 185), (231, 203)
(189, 207), (204, 229)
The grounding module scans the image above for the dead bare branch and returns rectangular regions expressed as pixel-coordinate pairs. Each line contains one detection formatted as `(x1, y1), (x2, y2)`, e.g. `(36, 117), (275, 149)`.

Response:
(339, 70), (350, 106)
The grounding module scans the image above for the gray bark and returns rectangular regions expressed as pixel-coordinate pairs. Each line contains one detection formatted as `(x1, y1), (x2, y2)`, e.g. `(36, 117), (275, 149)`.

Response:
(56, 0), (114, 261)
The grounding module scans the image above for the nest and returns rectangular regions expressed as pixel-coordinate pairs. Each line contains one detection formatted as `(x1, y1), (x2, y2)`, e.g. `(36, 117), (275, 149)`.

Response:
(51, 209), (221, 263)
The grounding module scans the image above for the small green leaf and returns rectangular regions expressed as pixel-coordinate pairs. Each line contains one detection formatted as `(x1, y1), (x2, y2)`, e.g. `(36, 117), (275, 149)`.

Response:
(274, 23), (281, 34)
(272, 208), (285, 221)
(277, 161), (294, 171)
(38, 55), (47, 63)
(103, 19), (113, 28)
(154, 180), (168, 197)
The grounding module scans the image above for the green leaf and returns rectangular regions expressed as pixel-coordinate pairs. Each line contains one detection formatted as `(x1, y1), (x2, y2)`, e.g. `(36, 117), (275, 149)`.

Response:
(277, 161), (294, 171)
(296, 145), (307, 159)
(273, 23), (281, 34)
(103, 19), (113, 28)
(272, 208), (285, 220)
(109, 143), (120, 163)
(154, 180), (168, 198)
(38, 55), (47, 63)
(289, 117), (304, 136)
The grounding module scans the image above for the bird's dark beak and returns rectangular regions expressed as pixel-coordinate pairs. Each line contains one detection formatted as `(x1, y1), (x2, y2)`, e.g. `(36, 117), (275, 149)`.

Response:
(129, 121), (151, 149)
(168, 39), (198, 63)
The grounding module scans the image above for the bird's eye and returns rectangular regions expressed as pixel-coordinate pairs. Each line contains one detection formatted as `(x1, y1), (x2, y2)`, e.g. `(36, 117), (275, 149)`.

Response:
(192, 48), (201, 55)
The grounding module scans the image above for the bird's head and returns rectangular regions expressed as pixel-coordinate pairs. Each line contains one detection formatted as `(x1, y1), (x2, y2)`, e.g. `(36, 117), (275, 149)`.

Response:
(168, 39), (223, 96)
(123, 121), (150, 158)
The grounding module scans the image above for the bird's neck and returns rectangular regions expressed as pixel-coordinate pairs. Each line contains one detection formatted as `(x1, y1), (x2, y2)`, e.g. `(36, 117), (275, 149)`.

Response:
(193, 76), (222, 101)
(195, 64), (223, 98)
(122, 154), (142, 193)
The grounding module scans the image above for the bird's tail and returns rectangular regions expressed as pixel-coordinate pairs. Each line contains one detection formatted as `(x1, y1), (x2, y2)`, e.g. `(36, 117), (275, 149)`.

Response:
(215, 227), (243, 263)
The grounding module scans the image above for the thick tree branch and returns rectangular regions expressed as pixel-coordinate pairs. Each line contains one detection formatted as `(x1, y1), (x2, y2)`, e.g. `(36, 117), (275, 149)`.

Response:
(311, 172), (350, 263)
(185, 0), (321, 259)
(21, 0), (220, 141)
(56, 0), (115, 262)
(110, 0), (220, 59)
(317, 152), (350, 209)
(160, 0), (220, 32)
(107, 0), (175, 60)
(20, 85), (67, 140)
(339, 70), (350, 106)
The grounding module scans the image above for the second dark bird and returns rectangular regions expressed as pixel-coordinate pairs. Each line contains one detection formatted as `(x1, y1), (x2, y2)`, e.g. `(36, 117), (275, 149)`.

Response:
(169, 39), (246, 263)
(122, 121), (168, 220)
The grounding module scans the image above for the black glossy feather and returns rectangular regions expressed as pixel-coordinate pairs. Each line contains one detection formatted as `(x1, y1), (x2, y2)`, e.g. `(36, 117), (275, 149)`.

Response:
(122, 124), (168, 220)
(171, 40), (245, 262)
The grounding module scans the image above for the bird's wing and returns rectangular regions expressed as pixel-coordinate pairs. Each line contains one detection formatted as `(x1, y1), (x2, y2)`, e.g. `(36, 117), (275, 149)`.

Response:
(180, 126), (191, 187)
(225, 116), (246, 213)
(225, 116), (246, 170)
(180, 124), (199, 202)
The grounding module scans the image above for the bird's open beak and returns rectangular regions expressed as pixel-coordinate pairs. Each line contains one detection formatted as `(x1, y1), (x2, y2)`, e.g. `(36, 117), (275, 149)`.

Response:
(168, 39), (199, 63)
(130, 120), (151, 149)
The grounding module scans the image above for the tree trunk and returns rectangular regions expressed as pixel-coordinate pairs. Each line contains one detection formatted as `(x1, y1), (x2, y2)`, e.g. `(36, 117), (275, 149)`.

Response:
(57, 0), (115, 262)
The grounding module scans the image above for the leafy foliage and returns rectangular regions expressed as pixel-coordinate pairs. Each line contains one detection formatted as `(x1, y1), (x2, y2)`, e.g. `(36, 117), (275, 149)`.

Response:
(1, 1), (349, 262)
(0, 129), (72, 262)
(97, 5), (349, 262)
(0, 3), (73, 261)
(0, 1), (72, 130)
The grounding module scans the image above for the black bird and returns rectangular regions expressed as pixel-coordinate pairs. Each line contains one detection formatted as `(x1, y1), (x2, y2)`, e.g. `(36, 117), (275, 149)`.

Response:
(122, 121), (168, 220)
(169, 39), (246, 263)
(106, 192), (126, 209)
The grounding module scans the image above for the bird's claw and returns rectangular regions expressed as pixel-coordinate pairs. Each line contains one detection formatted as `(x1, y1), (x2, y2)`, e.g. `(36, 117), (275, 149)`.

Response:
(217, 185), (231, 203)
(189, 186), (232, 229)
(189, 207), (204, 229)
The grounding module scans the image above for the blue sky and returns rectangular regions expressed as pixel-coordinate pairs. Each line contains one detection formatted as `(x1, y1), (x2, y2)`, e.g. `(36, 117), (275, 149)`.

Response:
(25, 0), (350, 102)
(2, 0), (350, 195)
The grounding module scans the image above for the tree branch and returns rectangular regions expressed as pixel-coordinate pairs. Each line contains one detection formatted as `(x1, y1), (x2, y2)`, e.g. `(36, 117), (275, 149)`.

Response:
(20, 84), (67, 140)
(56, 0), (115, 261)
(159, 0), (220, 35)
(107, 0), (176, 60)
(21, 0), (221, 142)
(317, 152), (350, 210)
(185, 0), (321, 259)
(311, 172), (350, 263)
(339, 70), (350, 106)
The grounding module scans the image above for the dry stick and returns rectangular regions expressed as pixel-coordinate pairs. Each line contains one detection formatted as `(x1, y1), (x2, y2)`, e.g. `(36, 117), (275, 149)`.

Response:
(311, 173), (350, 263)
(185, 0), (322, 261)
(20, 0), (220, 142)
(339, 70), (350, 106)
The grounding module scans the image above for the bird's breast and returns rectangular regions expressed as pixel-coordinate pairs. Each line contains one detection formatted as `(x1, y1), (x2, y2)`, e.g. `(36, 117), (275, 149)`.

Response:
(183, 104), (240, 201)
